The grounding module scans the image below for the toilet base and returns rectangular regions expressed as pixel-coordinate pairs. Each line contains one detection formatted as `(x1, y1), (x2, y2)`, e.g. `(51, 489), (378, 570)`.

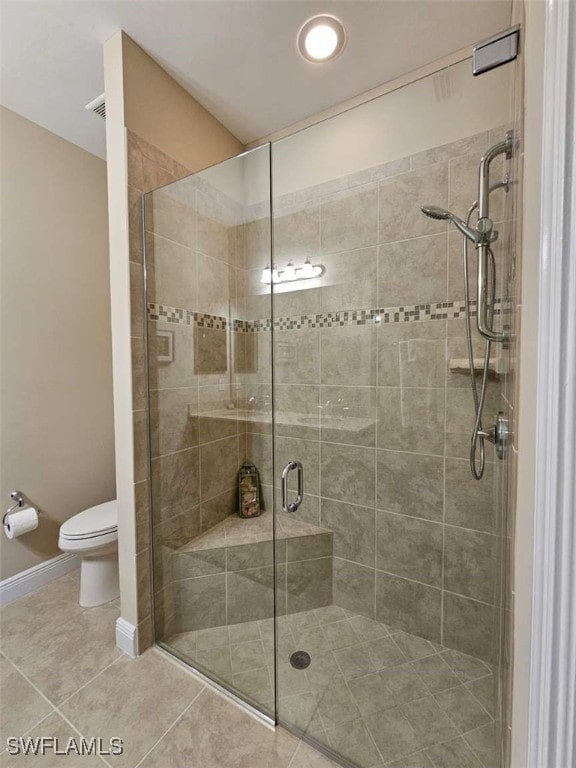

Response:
(80, 552), (119, 607)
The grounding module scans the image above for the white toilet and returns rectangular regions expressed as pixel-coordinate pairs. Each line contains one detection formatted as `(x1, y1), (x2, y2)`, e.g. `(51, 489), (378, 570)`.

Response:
(58, 500), (119, 607)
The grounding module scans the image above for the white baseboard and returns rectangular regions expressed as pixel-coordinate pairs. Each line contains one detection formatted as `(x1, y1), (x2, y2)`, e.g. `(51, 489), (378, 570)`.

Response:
(0, 552), (80, 606)
(115, 617), (138, 657)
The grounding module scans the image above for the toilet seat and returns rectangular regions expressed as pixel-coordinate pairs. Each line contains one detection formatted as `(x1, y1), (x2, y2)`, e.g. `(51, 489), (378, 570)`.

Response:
(60, 500), (117, 541)
(58, 529), (117, 552)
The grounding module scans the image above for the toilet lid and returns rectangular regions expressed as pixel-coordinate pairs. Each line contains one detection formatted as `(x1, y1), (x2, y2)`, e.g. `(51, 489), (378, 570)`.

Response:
(60, 500), (118, 540)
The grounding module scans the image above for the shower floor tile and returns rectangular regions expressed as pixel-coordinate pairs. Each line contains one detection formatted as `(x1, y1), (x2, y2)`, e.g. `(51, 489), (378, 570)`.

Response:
(166, 605), (498, 768)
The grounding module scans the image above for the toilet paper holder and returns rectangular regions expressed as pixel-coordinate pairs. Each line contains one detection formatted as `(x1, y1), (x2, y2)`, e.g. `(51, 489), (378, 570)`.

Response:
(4, 490), (40, 523)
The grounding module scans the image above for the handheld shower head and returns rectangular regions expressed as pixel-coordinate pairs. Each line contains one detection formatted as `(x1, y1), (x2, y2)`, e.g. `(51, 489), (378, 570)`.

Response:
(420, 205), (479, 244)
(420, 205), (452, 221)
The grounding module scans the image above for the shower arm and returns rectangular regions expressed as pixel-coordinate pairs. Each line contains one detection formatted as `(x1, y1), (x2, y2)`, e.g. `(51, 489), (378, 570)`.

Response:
(476, 131), (515, 343)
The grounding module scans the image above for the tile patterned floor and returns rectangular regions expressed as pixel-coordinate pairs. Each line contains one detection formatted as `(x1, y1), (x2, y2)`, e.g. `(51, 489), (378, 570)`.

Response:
(168, 606), (499, 768)
(0, 573), (337, 768)
(0, 574), (498, 768)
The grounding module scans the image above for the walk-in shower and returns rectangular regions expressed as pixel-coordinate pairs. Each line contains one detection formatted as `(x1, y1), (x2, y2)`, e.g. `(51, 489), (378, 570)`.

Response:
(142, 53), (520, 768)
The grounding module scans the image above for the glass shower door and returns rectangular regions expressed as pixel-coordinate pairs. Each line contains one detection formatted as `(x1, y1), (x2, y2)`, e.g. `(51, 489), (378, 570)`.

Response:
(145, 144), (277, 718)
(271, 57), (516, 768)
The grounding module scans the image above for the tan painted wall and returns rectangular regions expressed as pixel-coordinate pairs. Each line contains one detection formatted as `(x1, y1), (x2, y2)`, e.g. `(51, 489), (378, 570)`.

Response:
(103, 31), (138, 630)
(122, 33), (241, 172)
(0, 106), (115, 581)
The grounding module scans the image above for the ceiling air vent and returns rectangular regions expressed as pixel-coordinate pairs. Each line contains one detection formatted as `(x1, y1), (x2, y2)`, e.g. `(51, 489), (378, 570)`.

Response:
(85, 94), (106, 120)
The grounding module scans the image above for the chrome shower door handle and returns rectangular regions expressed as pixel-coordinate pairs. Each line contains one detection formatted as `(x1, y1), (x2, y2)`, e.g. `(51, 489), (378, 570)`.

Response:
(281, 460), (304, 513)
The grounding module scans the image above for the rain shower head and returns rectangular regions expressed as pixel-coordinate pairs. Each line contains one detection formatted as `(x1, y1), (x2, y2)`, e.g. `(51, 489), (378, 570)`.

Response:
(420, 205), (479, 243)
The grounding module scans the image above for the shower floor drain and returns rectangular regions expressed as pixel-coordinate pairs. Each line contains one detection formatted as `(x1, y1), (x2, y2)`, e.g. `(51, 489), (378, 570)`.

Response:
(290, 650), (311, 670)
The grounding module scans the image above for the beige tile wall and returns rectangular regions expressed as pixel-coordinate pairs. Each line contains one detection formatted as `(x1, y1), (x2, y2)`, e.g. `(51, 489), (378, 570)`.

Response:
(242, 129), (514, 667)
(131, 127), (519, 690)
(127, 130), (195, 650)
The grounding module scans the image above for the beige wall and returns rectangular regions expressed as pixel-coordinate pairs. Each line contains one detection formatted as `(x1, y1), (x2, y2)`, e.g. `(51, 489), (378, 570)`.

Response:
(122, 34), (241, 173)
(104, 30), (243, 644)
(0, 106), (115, 581)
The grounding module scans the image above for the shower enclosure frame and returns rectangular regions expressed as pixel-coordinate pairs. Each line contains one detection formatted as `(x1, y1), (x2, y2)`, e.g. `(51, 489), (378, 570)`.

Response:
(140, 54), (520, 768)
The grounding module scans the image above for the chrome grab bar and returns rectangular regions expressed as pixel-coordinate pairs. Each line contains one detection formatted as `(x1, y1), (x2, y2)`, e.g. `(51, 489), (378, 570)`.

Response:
(281, 461), (303, 514)
(476, 131), (515, 343)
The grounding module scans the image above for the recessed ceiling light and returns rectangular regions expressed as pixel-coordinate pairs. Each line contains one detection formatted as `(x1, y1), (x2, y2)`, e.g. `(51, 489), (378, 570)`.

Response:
(297, 15), (346, 63)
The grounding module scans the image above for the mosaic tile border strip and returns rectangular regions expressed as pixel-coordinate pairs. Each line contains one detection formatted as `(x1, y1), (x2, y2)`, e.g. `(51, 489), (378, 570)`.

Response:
(147, 304), (249, 332)
(270, 301), (504, 331)
(148, 299), (505, 332)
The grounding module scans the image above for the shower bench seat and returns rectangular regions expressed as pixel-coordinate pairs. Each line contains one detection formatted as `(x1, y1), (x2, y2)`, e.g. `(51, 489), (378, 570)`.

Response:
(170, 511), (333, 632)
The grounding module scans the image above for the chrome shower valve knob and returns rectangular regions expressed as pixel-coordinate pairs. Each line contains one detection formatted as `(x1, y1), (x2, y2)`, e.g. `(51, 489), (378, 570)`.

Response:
(476, 217), (499, 243)
(476, 216), (493, 234)
(494, 412), (509, 460)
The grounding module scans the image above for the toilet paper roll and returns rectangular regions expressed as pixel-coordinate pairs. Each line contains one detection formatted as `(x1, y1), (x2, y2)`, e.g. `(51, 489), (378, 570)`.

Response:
(3, 506), (39, 539)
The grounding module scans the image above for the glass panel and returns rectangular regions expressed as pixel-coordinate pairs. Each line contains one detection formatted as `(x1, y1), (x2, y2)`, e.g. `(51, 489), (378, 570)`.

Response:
(271, 57), (517, 766)
(145, 144), (275, 717)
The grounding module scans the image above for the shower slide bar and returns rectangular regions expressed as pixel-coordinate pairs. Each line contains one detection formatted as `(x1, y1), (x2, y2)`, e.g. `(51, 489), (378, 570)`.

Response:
(476, 130), (516, 343)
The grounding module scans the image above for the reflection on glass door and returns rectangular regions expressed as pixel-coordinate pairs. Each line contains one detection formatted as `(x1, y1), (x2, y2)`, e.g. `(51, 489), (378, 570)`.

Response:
(145, 144), (277, 718)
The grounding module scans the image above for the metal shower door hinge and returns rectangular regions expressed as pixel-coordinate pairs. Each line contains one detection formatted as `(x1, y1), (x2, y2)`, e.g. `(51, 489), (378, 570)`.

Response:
(473, 25), (520, 76)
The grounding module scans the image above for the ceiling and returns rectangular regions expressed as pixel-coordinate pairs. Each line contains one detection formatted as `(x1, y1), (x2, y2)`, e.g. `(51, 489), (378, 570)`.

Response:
(0, 1), (512, 159)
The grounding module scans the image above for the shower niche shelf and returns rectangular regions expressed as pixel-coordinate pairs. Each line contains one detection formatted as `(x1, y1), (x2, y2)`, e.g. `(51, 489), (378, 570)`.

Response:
(449, 357), (505, 376)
